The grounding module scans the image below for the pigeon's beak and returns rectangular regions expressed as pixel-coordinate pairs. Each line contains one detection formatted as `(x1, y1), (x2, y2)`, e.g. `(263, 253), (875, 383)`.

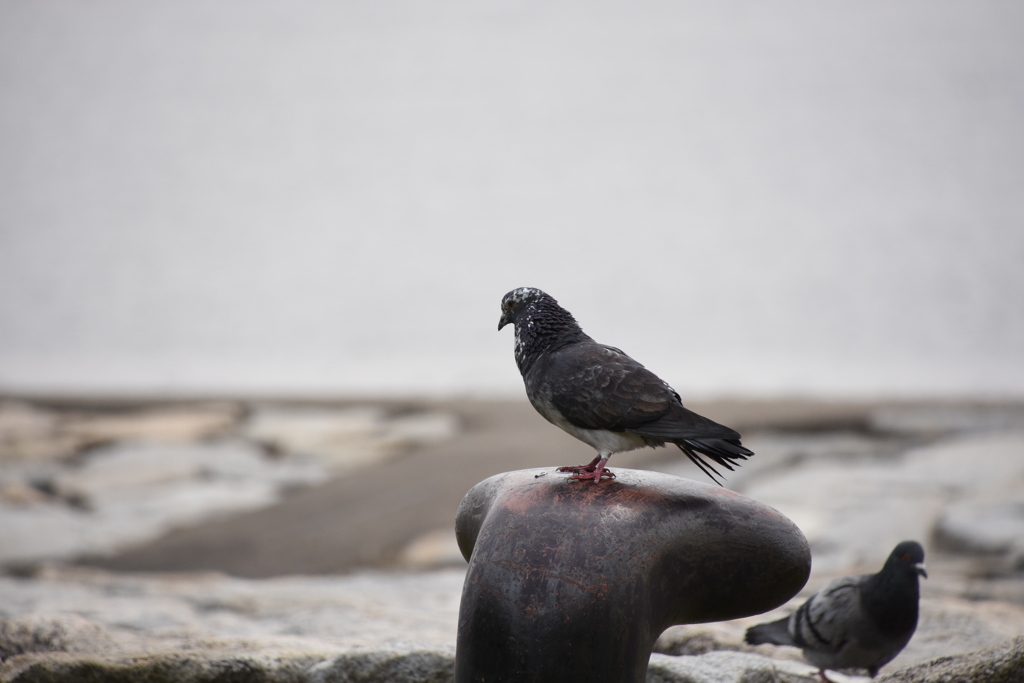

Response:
(916, 562), (928, 579)
(498, 311), (511, 331)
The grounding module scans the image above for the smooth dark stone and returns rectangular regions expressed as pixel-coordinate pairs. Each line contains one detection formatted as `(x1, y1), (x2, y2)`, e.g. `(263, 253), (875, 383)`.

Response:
(454, 468), (810, 683)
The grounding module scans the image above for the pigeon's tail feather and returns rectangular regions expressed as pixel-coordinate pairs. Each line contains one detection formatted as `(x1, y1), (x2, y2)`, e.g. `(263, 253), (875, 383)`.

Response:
(745, 618), (794, 647)
(684, 437), (753, 462)
(676, 438), (753, 486)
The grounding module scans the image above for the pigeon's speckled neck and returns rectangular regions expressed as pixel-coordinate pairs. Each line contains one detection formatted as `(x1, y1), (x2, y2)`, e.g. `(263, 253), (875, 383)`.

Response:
(512, 296), (592, 374)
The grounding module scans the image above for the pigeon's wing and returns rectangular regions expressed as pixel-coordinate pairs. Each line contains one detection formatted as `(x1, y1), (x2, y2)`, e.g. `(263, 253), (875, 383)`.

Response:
(529, 343), (675, 431)
(788, 575), (863, 653)
(533, 343), (737, 438)
(627, 407), (741, 441)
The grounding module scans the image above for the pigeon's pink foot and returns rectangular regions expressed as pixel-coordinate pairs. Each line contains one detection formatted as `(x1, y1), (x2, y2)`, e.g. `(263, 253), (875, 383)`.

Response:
(816, 670), (836, 683)
(556, 456), (600, 474)
(569, 467), (615, 482)
(557, 457), (614, 482)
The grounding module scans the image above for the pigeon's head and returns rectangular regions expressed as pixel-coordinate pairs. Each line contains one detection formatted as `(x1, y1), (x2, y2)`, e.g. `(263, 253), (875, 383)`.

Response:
(498, 287), (553, 331)
(888, 540), (927, 579)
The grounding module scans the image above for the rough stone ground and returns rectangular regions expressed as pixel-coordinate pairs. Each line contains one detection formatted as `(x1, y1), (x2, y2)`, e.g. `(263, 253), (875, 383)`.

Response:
(1, 397), (1023, 682)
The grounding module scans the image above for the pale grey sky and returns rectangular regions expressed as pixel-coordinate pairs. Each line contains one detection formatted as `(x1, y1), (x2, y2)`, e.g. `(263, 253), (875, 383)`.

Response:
(2, 1), (1022, 397)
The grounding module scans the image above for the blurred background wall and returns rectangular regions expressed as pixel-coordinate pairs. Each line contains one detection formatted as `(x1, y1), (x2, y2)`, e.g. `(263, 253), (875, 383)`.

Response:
(1, 1), (1022, 399)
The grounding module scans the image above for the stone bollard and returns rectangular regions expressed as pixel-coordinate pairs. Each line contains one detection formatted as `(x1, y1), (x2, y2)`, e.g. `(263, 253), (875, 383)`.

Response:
(454, 468), (810, 683)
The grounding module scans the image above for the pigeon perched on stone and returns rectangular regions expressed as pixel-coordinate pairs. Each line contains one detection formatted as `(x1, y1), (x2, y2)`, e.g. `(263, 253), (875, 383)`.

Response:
(497, 287), (752, 484)
(745, 540), (927, 682)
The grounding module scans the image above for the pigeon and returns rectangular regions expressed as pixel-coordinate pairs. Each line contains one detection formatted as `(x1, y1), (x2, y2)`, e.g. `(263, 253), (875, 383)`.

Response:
(497, 287), (752, 484)
(745, 540), (927, 682)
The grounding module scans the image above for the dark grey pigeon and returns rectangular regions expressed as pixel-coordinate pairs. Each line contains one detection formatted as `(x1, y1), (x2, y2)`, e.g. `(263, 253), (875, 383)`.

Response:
(497, 287), (753, 484)
(745, 541), (927, 682)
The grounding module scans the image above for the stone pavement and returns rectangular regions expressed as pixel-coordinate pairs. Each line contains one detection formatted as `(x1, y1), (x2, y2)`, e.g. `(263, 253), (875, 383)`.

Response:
(2, 397), (1023, 681)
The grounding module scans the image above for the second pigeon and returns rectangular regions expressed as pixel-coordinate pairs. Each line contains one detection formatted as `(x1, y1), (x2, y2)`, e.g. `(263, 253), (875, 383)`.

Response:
(744, 540), (927, 682)
(498, 287), (752, 484)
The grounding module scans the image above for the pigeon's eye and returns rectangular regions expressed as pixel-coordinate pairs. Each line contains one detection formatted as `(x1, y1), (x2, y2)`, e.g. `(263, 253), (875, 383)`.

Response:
(505, 300), (516, 310)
